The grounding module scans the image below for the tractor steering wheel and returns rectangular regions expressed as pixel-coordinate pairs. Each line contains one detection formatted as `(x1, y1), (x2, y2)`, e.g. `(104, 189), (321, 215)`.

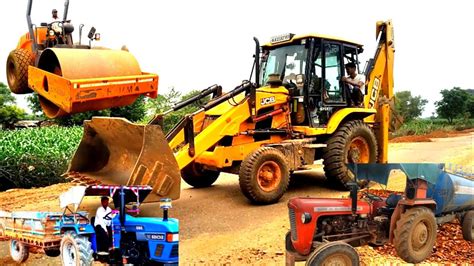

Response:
(103, 210), (118, 221)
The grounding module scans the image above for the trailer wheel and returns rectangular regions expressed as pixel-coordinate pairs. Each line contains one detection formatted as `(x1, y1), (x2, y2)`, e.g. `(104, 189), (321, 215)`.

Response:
(323, 120), (378, 189)
(181, 163), (220, 188)
(394, 207), (437, 263)
(60, 231), (93, 266)
(305, 241), (359, 266)
(9, 239), (29, 263)
(239, 147), (289, 204)
(462, 210), (474, 242)
(6, 49), (34, 94)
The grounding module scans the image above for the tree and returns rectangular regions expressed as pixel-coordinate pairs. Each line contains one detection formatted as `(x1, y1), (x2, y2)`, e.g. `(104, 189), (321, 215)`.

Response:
(110, 95), (146, 122)
(435, 87), (472, 123)
(146, 87), (209, 133)
(394, 91), (428, 122)
(0, 82), (26, 128)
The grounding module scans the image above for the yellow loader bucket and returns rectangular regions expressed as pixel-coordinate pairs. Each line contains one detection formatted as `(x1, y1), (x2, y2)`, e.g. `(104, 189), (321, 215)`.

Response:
(28, 48), (158, 118)
(67, 117), (181, 201)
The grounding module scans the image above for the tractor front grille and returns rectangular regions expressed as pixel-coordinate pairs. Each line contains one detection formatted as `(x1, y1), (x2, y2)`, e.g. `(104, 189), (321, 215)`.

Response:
(289, 208), (297, 241)
(170, 244), (179, 258)
(154, 244), (164, 257)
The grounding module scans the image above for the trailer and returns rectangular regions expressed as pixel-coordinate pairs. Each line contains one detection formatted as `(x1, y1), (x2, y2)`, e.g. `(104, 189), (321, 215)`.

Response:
(0, 185), (179, 265)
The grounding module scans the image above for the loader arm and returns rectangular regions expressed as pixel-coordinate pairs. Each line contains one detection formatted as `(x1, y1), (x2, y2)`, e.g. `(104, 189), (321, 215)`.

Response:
(364, 20), (395, 163)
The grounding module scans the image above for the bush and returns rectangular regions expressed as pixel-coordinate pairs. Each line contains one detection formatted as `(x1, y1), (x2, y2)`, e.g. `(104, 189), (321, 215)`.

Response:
(392, 118), (474, 137)
(0, 126), (82, 190)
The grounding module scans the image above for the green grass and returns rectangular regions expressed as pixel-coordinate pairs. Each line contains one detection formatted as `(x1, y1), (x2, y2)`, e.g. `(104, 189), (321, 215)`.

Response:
(0, 126), (83, 190)
(392, 118), (474, 137)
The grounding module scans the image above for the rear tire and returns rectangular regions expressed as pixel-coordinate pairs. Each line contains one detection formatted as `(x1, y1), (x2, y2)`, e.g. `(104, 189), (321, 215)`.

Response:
(6, 49), (34, 94)
(239, 147), (289, 204)
(323, 120), (378, 189)
(462, 210), (474, 242)
(60, 231), (93, 266)
(394, 207), (437, 263)
(305, 241), (359, 266)
(181, 163), (220, 188)
(9, 239), (29, 263)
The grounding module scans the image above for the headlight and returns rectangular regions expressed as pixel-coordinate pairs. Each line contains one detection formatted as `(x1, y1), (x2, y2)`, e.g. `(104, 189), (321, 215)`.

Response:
(49, 30), (55, 36)
(301, 212), (312, 224)
(166, 233), (179, 242)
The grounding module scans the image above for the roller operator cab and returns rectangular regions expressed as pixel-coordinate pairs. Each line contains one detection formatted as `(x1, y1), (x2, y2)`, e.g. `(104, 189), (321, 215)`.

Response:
(58, 185), (178, 265)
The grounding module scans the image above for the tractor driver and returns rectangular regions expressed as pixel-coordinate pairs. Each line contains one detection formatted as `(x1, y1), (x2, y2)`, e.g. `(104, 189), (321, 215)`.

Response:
(94, 196), (113, 253)
(342, 62), (365, 107)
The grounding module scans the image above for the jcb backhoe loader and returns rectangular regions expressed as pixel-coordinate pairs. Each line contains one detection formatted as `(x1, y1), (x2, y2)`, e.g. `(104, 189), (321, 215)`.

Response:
(69, 20), (395, 204)
(6, 0), (158, 118)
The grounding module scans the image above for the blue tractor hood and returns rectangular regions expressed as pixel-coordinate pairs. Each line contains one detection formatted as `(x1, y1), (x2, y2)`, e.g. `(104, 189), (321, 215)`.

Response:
(123, 214), (179, 233)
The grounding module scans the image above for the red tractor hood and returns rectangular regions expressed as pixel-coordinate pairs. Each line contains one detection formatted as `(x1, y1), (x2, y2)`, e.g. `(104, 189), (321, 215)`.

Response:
(287, 197), (372, 255)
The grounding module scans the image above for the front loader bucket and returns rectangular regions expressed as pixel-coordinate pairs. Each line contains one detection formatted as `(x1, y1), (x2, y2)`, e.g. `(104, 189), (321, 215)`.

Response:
(68, 117), (181, 201)
(28, 48), (158, 118)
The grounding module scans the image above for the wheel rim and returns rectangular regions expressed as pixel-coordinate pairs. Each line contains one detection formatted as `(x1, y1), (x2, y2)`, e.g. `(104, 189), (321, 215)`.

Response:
(10, 240), (20, 257)
(62, 242), (76, 265)
(412, 221), (430, 251)
(257, 161), (282, 192)
(7, 60), (16, 87)
(322, 253), (352, 266)
(347, 136), (370, 163)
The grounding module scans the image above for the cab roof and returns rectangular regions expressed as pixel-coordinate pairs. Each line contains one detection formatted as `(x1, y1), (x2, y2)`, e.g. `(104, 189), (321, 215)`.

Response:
(262, 33), (363, 48)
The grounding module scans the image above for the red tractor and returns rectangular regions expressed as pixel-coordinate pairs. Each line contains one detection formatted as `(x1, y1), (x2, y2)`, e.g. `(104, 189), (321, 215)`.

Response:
(285, 163), (474, 265)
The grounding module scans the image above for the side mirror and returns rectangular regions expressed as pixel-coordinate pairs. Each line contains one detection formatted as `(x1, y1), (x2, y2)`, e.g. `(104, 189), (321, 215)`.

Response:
(87, 27), (96, 39)
(40, 22), (48, 27)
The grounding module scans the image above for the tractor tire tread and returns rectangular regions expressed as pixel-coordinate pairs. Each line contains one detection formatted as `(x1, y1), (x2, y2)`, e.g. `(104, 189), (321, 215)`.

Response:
(322, 120), (378, 189)
(6, 49), (33, 94)
(239, 147), (289, 204)
(462, 210), (474, 242)
(393, 207), (437, 263)
(60, 231), (93, 266)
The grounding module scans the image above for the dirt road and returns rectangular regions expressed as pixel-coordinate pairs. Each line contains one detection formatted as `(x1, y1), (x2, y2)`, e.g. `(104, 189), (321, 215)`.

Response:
(0, 133), (473, 265)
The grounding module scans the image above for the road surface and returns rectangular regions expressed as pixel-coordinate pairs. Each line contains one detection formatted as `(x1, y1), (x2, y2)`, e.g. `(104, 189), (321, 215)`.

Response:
(0, 132), (472, 265)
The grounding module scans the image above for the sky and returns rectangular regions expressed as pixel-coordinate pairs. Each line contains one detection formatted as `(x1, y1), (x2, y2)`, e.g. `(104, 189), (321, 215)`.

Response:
(0, 0), (472, 117)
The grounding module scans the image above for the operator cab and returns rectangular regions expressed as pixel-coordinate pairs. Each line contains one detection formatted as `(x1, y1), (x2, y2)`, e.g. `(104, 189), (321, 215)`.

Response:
(260, 33), (364, 128)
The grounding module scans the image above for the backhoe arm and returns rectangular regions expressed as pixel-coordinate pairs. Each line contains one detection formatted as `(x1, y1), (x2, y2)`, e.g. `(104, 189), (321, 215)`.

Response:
(364, 20), (395, 163)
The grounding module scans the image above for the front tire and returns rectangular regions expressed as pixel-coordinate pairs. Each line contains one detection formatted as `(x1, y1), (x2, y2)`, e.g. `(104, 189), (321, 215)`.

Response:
(181, 163), (220, 188)
(394, 207), (437, 263)
(323, 120), (378, 189)
(462, 210), (474, 242)
(60, 231), (93, 266)
(239, 147), (290, 204)
(6, 49), (34, 94)
(9, 239), (29, 263)
(305, 241), (359, 266)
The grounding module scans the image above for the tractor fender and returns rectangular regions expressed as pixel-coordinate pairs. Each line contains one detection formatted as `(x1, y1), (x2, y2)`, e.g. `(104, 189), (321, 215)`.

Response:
(60, 224), (95, 235)
(388, 199), (437, 243)
(325, 108), (376, 134)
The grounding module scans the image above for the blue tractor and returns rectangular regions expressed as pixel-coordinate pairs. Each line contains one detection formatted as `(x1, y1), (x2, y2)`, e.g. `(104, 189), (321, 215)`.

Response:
(58, 185), (178, 265)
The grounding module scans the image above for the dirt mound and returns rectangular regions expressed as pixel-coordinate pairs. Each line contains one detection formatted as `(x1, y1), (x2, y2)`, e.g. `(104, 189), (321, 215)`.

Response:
(390, 129), (474, 143)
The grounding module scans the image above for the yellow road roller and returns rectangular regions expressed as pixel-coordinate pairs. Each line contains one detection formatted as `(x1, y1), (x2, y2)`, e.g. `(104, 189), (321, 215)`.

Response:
(6, 0), (157, 118)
